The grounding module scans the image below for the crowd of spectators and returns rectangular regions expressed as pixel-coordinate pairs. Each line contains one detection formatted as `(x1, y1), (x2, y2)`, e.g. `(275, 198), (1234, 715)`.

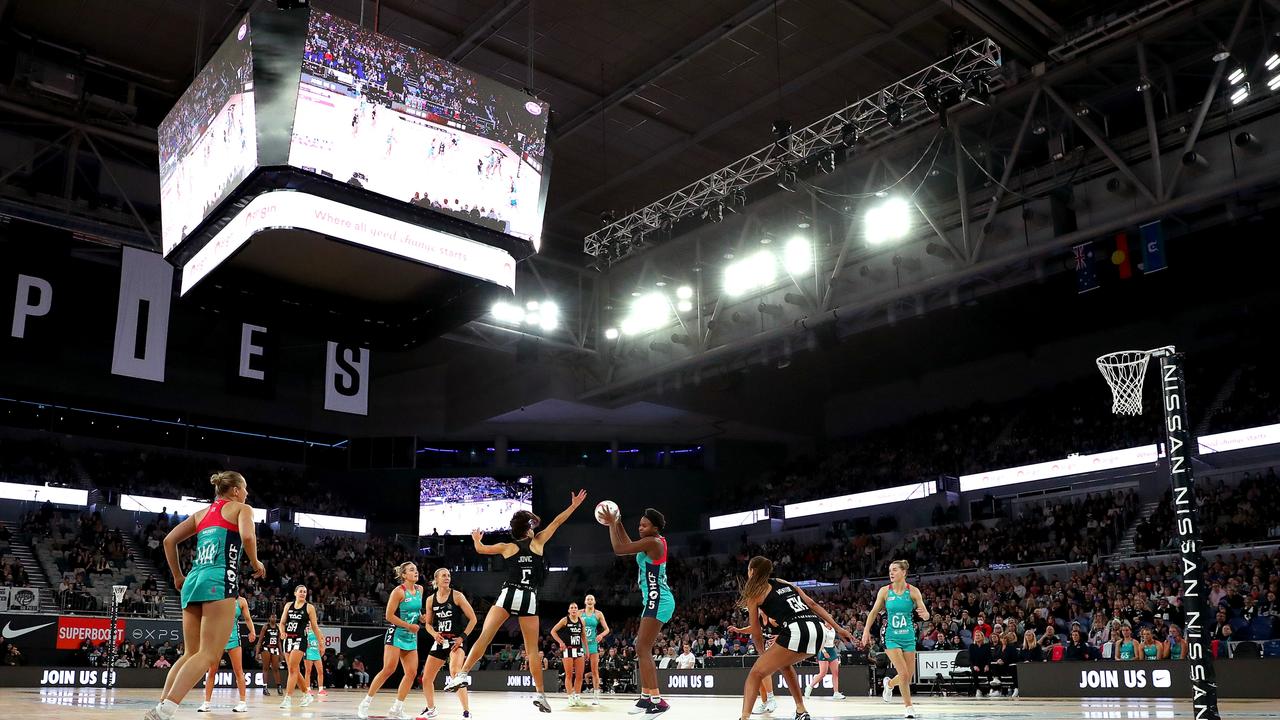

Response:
(303, 11), (546, 164)
(1135, 469), (1280, 553)
(0, 438), (86, 488)
(419, 476), (529, 505)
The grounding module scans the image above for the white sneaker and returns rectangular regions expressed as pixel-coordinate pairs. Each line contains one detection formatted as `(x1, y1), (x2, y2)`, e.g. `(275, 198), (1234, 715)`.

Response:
(1012, 688), (1020, 698)
(592, 690), (600, 706)
(904, 707), (916, 718)
(989, 678), (1002, 687)
(357, 697), (372, 719)
(279, 697), (293, 709)
(387, 705), (409, 720)
(420, 707), (439, 719)
(832, 692), (845, 700)
(299, 693), (314, 707)
(752, 701), (768, 715)
(764, 697), (777, 713)
(444, 672), (472, 692)
(803, 685), (812, 699)
(233, 701), (248, 713)
(882, 677), (894, 703)
(197, 702), (212, 713)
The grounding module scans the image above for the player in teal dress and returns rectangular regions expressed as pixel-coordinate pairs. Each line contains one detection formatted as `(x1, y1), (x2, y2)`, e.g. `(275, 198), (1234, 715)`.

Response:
(145, 471), (266, 720)
(358, 562), (424, 720)
(582, 594), (611, 705)
(860, 560), (930, 719)
(304, 626), (327, 697)
(198, 594), (257, 713)
(600, 505), (674, 716)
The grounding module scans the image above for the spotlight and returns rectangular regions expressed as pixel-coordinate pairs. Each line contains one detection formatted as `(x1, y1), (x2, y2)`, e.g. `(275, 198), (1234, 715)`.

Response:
(671, 333), (691, 345)
(964, 77), (991, 106)
(925, 242), (946, 257)
(1230, 83), (1250, 105)
(676, 300), (693, 313)
(773, 118), (793, 151)
(491, 301), (525, 324)
(604, 328), (619, 340)
(1136, 76), (1152, 93)
(620, 292), (671, 336)
(818, 148), (837, 174)
(840, 122), (859, 148)
(675, 285), (694, 300)
(885, 100), (903, 128)
(1212, 46), (1230, 63)
(1235, 131), (1260, 150)
(724, 250), (778, 297)
(1182, 151), (1210, 169)
(599, 210), (616, 226)
(728, 188), (748, 209)
(702, 201), (726, 223)
(924, 85), (948, 128)
(783, 236), (812, 275)
(1269, 73), (1280, 92)
(1032, 124), (1047, 136)
(776, 164), (798, 192)
(1228, 66), (1247, 86)
(1267, 54), (1280, 72)
(864, 197), (912, 245)
(1105, 177), (1133, 196)
(539, 301), (559, 331)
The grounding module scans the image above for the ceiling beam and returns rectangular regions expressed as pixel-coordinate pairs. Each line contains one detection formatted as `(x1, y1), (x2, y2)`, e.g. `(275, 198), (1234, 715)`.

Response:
(554, 0), (781, 141)
(549, 3), (946, 222)
(940, 0), (1046, 60)
(445, 0), (530, 63)
(994, 0), (1063, 39)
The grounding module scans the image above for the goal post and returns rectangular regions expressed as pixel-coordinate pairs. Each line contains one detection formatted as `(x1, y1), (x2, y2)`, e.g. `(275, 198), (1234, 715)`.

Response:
(1097, 347), (1218, 720)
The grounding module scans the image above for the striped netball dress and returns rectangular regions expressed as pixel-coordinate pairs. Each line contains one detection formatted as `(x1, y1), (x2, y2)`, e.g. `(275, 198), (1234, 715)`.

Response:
(759, 579), (823, 656)
(495, 538), (542, 616)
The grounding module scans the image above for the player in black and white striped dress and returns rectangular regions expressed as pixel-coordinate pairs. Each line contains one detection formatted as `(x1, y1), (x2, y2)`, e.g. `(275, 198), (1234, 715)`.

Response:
(736, 556), (853, 720)
(551, 602), (588, 707)
(444, 490), (588, 714)
(421, 568), (477, 719)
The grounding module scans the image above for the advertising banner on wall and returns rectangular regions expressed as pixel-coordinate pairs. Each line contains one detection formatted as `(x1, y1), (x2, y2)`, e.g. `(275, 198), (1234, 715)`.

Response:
(0, 587), (40, 613)
(1017, 660), (1279, 699)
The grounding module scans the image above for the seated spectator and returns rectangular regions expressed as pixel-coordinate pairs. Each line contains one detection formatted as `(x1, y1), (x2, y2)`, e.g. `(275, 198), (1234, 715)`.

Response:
(967, 629), (994, 697)
(1019, 630), (1043, 663)
(1063, 628), (1092, 661)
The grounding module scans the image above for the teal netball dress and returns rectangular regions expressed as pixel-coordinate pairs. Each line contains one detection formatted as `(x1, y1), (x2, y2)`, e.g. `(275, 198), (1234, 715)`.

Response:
(883, 585), (917, 651)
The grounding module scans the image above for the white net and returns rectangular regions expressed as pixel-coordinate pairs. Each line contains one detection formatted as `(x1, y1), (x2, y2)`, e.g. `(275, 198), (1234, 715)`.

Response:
(1096, 350), (1153, 416)
(112, 585), (127, 605)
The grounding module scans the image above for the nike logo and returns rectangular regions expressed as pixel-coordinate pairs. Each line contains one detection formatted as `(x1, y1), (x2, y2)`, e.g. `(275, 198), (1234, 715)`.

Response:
(346, 635), (382, 649)
(2, 621), (55, 639)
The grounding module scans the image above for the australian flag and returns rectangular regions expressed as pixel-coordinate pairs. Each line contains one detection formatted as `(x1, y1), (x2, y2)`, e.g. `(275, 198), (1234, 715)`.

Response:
(1074, 242), (1099, 294)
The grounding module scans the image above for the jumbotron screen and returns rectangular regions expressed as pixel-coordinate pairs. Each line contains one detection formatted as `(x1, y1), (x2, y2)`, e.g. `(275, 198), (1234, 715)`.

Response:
(418, 476), (533, 536)
(158, 15), (257, 256)
(290, 11), (550, 248)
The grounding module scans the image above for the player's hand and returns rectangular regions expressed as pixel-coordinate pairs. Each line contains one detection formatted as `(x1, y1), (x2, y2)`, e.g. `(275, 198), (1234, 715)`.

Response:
(407, 624), (420, 635)
(248, 631), (257, 644)
(727, 626), (743, 634)
(599, 506), (619, 525)
(471, 529), (484, 544)
(858, 634), (871, 649)
(251, 560), (266, 578)
(173, 573), (186, 590)
(451, 637), (464, 650)
(836, 627), (855, 644)
(569, 489), (587, 509)
(557, 641), (566, 651)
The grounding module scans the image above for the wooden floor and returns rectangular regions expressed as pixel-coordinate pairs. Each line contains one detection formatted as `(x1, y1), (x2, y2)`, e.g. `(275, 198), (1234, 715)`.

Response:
(15, 688), (1280, 719)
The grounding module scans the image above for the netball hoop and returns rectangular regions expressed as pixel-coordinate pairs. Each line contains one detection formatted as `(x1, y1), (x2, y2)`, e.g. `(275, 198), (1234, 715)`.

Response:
(1095, 345), (1218, 720)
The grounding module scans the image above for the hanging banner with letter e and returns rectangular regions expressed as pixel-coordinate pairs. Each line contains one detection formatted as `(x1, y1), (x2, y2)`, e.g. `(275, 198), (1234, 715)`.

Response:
(111, 247), (173, 382)
(324, 341), (369, 416)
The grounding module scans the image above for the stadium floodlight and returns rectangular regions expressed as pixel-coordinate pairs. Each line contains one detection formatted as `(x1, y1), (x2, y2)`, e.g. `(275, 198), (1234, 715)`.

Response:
(621, 292), (671, 336)
(676, 285), (694, 300)
(526, 300), (540, 311)
(1270, 74), (1280, 92)
(1227, 66), (1246, 85)
(491, 301), (525, 324)
(1267, 54), (1280, 72)
(864, 197), (912, 245)
(676, 300), (693, 313)
(538, 301), (559, 331)
(604, 327), (619, 340)
(1230, 84), (1250, 105)
(724, 250), (778, 297)
(783, 236), (812, 275)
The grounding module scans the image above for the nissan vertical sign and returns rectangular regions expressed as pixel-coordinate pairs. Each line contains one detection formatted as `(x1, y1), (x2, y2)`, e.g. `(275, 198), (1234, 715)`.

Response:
(1159, 352), (1219, 720)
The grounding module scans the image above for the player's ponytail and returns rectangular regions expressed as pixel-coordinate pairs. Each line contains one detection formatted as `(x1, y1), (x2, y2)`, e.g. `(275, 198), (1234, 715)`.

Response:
(210, 471), (245, 497)
(393, 562), (416, 583)
(738, 555), (773, 608)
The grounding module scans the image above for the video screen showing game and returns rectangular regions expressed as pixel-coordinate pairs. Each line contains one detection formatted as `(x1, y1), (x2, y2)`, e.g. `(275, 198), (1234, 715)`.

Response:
(158, 16), (257, 255)
(289, 11), (550, 249)
(418, 476), (533, 536)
